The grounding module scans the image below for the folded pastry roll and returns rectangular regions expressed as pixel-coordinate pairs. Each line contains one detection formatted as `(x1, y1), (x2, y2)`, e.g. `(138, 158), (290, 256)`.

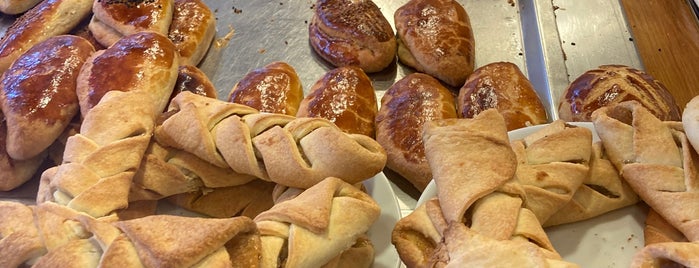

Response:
(165, 179), (276, 218)
(644, 209), (688, 245)
(156, 91), (387, 189)
(592, 101), (699, 241)
(0, 201), (45, 268)
(630, 242), (699, 268)
(254, 177), (380, 267)
(510, 120), (592, 224)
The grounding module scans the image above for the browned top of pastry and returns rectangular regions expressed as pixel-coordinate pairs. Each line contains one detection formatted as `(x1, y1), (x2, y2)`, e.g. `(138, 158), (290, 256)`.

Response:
(172, 65), (217, 100)
(314, 0), (393, 43)
(228, 61), (303, 116)
(0, 35), (94, 123)
(558, 64), (681, 122)
(458, 62), (547, 131)
(85, 31), (177, 110)
(0, 0), (62, 58)
(297, 66), (378, 137)
(95, 0), (172, 30)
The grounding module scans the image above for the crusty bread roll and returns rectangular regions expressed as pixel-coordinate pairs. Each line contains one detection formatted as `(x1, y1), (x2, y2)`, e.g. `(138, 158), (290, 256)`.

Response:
(168, 0), (216, 66)
(309, 0), (396, 73)
(458, 62), (548, 131)
(90, 0), (174, 47)
(0, 0), (93, 74)
(228, 61), (303, 116)
(297, 66), (378, 138)
(375, 73), (457, 191)
(559, 64), (681, 122)
(0, 35), (94, 161)
(394, 0), (475, 87)
(0, 0), (42, 14)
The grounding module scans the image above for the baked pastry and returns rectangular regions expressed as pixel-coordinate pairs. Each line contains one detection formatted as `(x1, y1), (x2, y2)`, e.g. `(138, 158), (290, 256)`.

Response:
(228, 61), (303, 116)
(510, 120), (592, 224)
(90, 0), (174, 47)
(0, 35), (94, 161)
(0, 201), (44, 268)
(42, 32), (179, 218)
(0, 117), (48, 191)
(254, 177), (380, 267)
(458, 62), (548, 131)
(156, 91), (387, 189)
(168, 0), (216, 66)
(0, 0), (93, 74)
(309, 0), (396, 73)
(0, 0), (42, 14)
(682, 95), (699, 155)
(644, 209), (688, 245)
(544, 141), (640, 227)
(630, 242), (699, 268)
(592, 101), (699, 241)
(171, 64), (218, 102)
(394, 0), (475, 87)
(558, 65), (681, 122)
(297, 66), (378, 138)
(375, 73), (457, 191)
(166, 179), (276, 218)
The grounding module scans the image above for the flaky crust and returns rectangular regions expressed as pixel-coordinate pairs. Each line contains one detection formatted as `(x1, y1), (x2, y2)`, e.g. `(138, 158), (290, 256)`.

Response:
(309, 0), (396, 73)
(0, 0), (93, 73)
(458, 62), (548, 130)
(228, 61), (303, 116)
(297, 66), (378, 138)
(394, 0), (475, 87)
(376, 73), (457, 191)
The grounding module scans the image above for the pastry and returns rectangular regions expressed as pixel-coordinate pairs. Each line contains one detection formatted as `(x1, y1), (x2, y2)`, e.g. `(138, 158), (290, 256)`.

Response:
(394, 0), (475, 87)
(630, 242), (699, 268)
(643, 209), (688, 245)
(156, 91), (387, 189)
(458, 62), (548, 131)
(0, 0), (42, 14)
(228, 61), (303, 116)
(171, 65), (218, 102)
(168, 0), (216, 66)
(90, 0), (174, 47)
(375, 73), (457, 191)
(297, 66), (378, 138)
(558, 65), (681, 122)
(166, 179), (276, 218)
(0, 35), (94, 161)
(0, 117), (47, 191)
(309, 0), (396, 73)
(254, 177), (380, 267)
(0, 0), (93, 74)
(0, 201), (44, 268)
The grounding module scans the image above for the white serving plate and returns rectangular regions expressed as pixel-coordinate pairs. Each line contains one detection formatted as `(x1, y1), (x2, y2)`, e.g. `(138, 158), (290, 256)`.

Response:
(417, 122), (646, 267)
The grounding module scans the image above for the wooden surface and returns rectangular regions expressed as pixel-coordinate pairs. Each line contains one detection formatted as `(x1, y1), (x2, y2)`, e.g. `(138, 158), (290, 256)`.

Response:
(620, 0), (699, 111)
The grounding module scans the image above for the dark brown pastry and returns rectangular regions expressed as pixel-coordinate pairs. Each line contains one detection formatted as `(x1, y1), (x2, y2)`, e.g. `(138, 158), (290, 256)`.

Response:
(227, 61), (303, 116)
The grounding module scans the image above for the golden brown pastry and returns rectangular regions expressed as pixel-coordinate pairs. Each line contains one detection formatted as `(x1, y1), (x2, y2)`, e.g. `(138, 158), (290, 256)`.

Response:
(644, 209), (688, 245)
(0, 0), (42, 14)
(42, 32), (179, 218)
(0, 0), (93, 74)
(297, 66), (378, 138)
(0, 201), (44, 268)
(394, 0), (475, 87)
(168, 0), (216, 66)
(156, 91), (387, 189)
(166, 179), (276, 218)
(309, 0), (396, 73)
(375, 73), (457, 191)
(592, 101), (699, 241)
(228, 61), (303, 116)
(89, 0), (174, 47)
(0, 35), (94, 161)
(254, 177), (380, 267)
(558, 65), (681, 122)
(630, 242), (699, 268)
(171, 64), (218, 102)
(458, 62), (548, 131)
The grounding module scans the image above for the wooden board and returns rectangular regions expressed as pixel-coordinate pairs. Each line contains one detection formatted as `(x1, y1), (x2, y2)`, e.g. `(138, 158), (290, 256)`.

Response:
(620, 0), (699, 111)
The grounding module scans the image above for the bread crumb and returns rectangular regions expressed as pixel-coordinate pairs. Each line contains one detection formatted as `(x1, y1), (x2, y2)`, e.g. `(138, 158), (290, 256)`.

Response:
(214, 25), (235, 48)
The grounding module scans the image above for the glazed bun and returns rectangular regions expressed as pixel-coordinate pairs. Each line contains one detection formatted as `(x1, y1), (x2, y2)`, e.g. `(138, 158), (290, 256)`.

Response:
(558, 64), (681, 122)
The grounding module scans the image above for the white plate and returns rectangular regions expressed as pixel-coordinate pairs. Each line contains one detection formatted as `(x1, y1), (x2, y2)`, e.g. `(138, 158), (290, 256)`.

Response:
(416, 122), (646, 267)
(160, 172), (402, 268)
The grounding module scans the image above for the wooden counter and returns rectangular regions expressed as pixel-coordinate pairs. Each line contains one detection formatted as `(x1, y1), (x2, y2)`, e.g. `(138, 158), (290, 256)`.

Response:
(620, 0), (699, 110)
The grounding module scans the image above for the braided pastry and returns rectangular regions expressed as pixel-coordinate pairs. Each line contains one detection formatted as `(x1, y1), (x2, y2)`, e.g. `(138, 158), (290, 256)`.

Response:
(592, 101), (699, 242)
(156, 91), (387, 189)
(41, 32), (179, 218)
(254, 177), (380, 267)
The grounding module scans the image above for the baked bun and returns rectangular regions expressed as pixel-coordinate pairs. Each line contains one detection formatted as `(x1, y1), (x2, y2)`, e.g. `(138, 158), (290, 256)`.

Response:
(168, 0), (216, 66)
(0, 0), (41, 14)
(309, 0), (396, 73)
(89, 0), (174, 47)
(171, 65), (218, 101)
(0, 35), (95, 161)
(297, 66), (378, 137)
(227, 61), (303, 116)
(375, 73), (457, 191)
(458, 62), (548, 131)
(0, 0), (93, 73)
(558, 64), (681, 122)
(394, 0), (475, 87)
